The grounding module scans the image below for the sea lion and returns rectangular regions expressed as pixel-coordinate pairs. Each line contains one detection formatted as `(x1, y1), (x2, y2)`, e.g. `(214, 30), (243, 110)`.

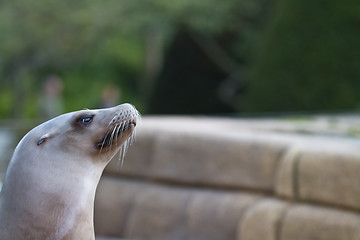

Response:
(0, 103), (140, 240)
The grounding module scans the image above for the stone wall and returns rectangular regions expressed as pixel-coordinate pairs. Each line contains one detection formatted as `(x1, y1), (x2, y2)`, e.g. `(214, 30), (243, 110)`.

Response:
(95, 117), (360, 240)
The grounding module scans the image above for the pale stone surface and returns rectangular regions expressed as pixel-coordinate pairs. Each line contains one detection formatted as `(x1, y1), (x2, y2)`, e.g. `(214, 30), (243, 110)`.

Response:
(96, 237), (123, 240)
(149, 131), (286, 191)
(297, 150), (360, 210)
(183, 191), (261, 240)
(124, 183), (191, 240)
(106, 117), (360, 195)
(238, 198), (289, 240)
(280, 205), (360, 240)
(94, 177), (146, 237)
(106, 125), (287, 192)
(96, 117), (360, 240)
(108, 178), (262, 240)
(275, 145), (360, 210)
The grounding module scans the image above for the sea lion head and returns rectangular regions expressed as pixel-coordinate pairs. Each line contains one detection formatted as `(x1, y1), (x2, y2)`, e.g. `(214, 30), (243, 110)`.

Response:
(18, 103), (140, 165)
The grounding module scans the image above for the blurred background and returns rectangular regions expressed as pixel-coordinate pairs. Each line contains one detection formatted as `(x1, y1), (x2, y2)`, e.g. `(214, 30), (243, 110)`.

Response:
(1, 0), (359, 119)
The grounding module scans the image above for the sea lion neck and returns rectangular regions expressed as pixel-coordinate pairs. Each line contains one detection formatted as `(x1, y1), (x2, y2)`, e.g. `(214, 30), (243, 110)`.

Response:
(0, 148), (102, 240)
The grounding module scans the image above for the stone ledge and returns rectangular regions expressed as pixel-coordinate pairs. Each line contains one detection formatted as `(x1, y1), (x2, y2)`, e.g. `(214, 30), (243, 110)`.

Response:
(95, 176), (263, 240)
(106, 118), (290, 192)
(238, 198), (360, 240)
(94, 177), (146, 237)
(275, 146), (360, 211)
(105, 117), (360, 211)
(95, 177), (360, 240)
(280, 204), (360, 240)
(238, 198), (289, 240)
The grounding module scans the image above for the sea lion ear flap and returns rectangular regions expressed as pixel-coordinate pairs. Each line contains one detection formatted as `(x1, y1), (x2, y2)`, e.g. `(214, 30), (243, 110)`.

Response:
(37, 133), (51, 146)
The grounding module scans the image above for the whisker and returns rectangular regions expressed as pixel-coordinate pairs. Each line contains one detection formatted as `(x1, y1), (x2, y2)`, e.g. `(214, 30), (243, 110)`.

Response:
(120, 139), (129, 167)
(97, 109), (140, 168)
(118, 143), (124, 166)
(99, 127), (112, 154)
(109, 125), (118, 150)
(114, 124), (121, 147)
(130, 129), (136, 146)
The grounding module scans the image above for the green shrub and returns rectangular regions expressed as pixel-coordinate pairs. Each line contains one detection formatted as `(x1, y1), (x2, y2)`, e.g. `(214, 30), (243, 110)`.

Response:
(244, 0), (360, 112)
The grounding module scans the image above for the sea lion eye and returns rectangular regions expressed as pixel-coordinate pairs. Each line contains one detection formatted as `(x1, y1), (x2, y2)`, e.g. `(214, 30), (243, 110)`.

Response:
(77, 115), (94, 126)
(37, 137), (47, 146)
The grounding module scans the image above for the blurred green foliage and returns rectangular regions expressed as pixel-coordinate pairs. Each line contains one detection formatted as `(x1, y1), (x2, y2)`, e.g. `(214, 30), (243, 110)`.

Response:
(1, 0), (358, 117)
(245, 0), (360, 112)
(0, 0), (268, 118)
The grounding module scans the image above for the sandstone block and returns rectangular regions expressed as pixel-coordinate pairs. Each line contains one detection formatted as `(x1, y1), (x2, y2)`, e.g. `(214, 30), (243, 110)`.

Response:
(124, 184), (191, 240)
(149, 130), (285, 191)
(96, 237), (123, 240)
(94, 177), (145, 237)
(297, 151), (360, 210)
(183, 191), (261, 240)
(238, 198), (289, 240)
(280, 205), (360, 240)
(120, 180), (261, 240)
(276, 146), (360, 210)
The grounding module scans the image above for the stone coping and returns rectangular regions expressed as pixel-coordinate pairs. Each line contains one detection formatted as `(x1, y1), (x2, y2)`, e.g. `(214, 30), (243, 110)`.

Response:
(105, 117), (360, 211)
(95, 177), (360, 240)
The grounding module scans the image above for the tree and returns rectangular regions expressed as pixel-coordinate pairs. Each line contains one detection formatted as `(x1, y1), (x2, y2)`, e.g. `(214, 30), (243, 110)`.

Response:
(0, 0), (271, 117)
(244, 0), (360, 112)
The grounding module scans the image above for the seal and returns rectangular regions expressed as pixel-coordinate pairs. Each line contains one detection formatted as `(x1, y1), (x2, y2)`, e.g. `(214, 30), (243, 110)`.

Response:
(0, 103), (140, 240)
